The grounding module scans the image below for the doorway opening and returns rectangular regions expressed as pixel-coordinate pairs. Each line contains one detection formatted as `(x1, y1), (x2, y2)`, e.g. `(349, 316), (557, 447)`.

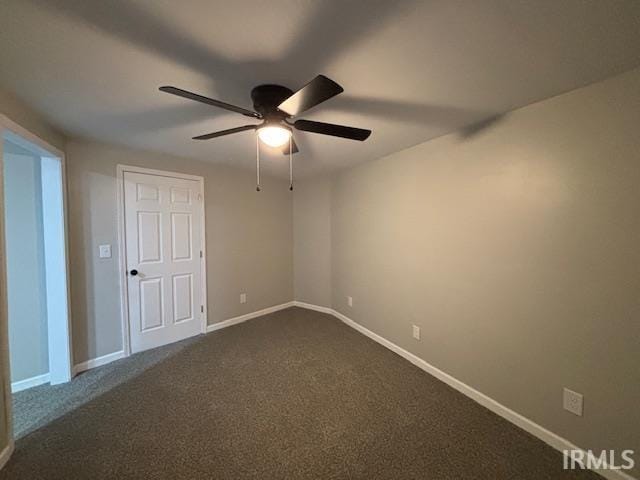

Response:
(0, 117), (72, 440)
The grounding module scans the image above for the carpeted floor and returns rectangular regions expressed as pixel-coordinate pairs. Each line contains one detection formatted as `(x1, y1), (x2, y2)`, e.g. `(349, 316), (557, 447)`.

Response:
(3, 307), (601, 479)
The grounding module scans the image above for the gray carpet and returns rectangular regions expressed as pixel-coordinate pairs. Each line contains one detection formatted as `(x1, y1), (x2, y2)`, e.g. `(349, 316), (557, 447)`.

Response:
(11, 335), (201, 440)
(2, 307), (601, 479)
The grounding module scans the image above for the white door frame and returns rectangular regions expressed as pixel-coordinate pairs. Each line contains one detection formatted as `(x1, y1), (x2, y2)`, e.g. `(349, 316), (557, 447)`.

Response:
(116, 164), (208, 357)
(0, 114), (73, 458)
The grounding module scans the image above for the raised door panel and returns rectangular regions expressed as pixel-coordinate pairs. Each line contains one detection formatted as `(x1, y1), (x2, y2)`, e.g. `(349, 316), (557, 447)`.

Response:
(137, 212), (162, 263)
(139, 277), (164, 331)
(170, 186), (191, 204)
(172, 274), (193, 323)
(136, 183), (160, 201)
(171, 213), (192, 261)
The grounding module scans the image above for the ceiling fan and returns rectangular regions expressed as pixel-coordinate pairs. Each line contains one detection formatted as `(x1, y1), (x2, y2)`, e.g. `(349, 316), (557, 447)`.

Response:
(159, 75), (372, 156)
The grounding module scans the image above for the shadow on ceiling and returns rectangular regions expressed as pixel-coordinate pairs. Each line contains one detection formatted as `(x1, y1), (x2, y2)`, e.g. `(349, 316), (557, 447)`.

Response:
(31, 0), (418, 90)
(32, 0), (505, 144)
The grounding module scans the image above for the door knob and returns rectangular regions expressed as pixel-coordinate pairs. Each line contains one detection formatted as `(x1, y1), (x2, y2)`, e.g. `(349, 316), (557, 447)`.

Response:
(129, 269), (138, 276)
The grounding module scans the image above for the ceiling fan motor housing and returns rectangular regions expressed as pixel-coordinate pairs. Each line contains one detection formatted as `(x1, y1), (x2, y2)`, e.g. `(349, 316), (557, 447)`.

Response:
(251, 84), (294, 120)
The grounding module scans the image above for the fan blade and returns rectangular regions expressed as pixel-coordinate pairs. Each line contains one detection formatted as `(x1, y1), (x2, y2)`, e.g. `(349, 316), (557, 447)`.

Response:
(278, 75), (344, 116)
(294, 119), (371, 141)
(282, 137), (299, 155)
(193, 125), (257, 140)
(160, 86), (260, 118)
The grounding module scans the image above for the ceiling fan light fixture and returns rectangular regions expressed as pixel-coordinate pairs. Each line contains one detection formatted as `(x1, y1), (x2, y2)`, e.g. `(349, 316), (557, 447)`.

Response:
(257, 125), (291, 148)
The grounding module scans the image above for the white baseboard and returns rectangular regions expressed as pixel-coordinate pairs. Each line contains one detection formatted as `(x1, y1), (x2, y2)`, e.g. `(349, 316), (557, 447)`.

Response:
(0, 441), (14, 471)
(69, 302), (296, 377)
(206, 301), (295, 333)
(292, 301), (333, 314)
(73, 350), (125, 375)
(58, 301), (634, 480)
(298, 303), (636, 480)
(11, 373), (50, 393)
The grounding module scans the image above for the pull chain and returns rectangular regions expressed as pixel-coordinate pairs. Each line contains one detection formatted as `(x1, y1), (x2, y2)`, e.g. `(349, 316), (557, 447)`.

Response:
(289, 135), (294, 191)
(256, 134), (261, 192)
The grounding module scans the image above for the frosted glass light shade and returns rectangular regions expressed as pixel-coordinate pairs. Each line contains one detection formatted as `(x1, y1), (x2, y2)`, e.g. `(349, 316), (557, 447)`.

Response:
(258, 126), (291, 147)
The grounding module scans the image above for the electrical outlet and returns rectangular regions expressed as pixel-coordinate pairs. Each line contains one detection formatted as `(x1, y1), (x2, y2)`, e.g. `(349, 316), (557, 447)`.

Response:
(563, 388), (584, 416)
(240, 293), (247, 304)
(412, 325), (420, 340)
(347, 296), (353, 307)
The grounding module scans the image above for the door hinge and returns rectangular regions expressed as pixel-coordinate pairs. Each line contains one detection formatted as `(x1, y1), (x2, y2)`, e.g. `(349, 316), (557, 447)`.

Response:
(200, 305), (204, 313)
(200, 250), (203, 258)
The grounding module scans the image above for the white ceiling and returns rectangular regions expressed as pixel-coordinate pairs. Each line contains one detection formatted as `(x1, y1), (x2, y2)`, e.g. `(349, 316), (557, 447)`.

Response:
(1, 0), (639, 178)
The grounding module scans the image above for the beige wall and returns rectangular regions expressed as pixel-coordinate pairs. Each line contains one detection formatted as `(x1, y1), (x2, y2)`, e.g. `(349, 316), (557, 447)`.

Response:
(66, 140), (294, 363)
(0, 88), (65, 152)
(293, 177), (332, 307)
(328, 67), (640, 474)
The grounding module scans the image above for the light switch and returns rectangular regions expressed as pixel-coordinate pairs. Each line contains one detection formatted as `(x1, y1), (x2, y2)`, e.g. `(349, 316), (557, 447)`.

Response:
(99, 244), (112, 258)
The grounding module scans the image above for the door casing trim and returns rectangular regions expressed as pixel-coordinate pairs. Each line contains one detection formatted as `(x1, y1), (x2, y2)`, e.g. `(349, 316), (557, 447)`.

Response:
(0, 114), (73, 462)
(116, 164), (208, 357)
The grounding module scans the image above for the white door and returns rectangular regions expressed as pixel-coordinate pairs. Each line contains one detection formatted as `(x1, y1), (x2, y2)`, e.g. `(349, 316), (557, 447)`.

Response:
(123, 171), (204, 353)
